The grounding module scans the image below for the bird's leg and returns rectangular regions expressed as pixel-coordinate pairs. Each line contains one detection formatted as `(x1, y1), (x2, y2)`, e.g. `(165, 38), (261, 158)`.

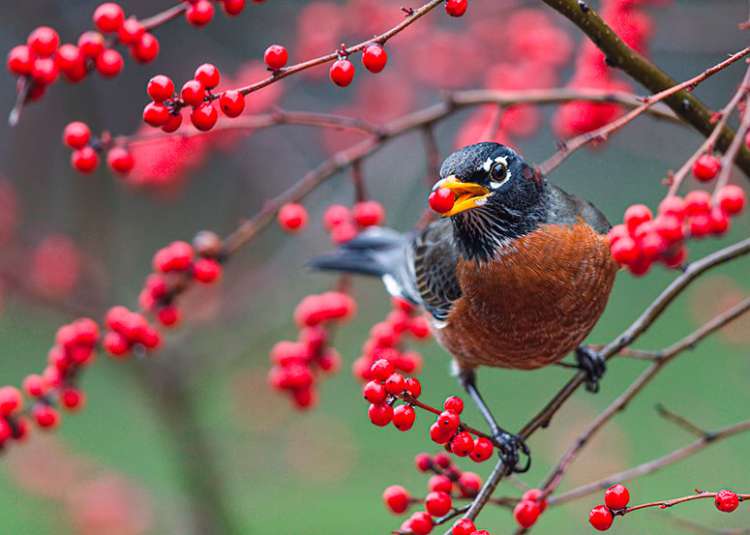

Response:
(575, 345), (606, 393)
(457, 367), (531, 474)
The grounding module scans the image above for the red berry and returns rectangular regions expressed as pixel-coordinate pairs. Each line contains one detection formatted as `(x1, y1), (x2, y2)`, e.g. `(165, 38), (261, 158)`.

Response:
(522, 489), (548, 512)
(514, 500), (541, 528)
(181, 79), (206, 106)
(95, 48), (124, 77)
(368, 403), (394, 426)
(429, 188), (455, 213)
(323, 204), (351, 230)
(689, 213), (713, 238)
(131, 32), (160, 63)
(624, 204), (652, 234)
(383, 485), (411, 514)
(437, 410), (460, 431)
(223, 0), (246, 16)
(445, 0), (468, 17)
(104, 331), (130, 357)
(659, 195), (686, 220)
(352, 201), (386, 227)
(147, 75), (174, 102)
(384, 372), (406, 395)
(639, 230), (667, 259)
(370, 358), (395, 381)
(94, 3), (125, 32)
(662, 244), (687, 268)
(429, 422), (453, 444)
(71, 146), (100, 173)
(56, 44), (84, 74)
(117, 17), (144, 45)
(218, 90), (245, 117)
(33, 404), (60, 428)
(23, 374), (47, 397)
(63, 121), (91, 149)
(409, 316), (431, 339)
(407, 511), (433, 535)
(363, 380), (387, 403)
(78, 31), (105, 58)
(7, 45), (34, 75)
(28, 26), (60, 57)
(193, 258), (222, 283)
(329, 59), (355, 87)
(425, 491), (452, 517)
(433, 452), (452, 469)
(653, 215), (684, 243)
(277, 203), (308, 232)
(157, 305), (181, 327)
(162, 112), (183, 133)
(604, 484), (630, 510)
(452, 519), (477, 535)
(451, 431), (475, 456)
(393, 404), (416, 431)
(716, 185), (746, 215)
(685, 190), (712, 216)
(143, 102), (170, 127)
(107, 147), (134, 175)
(362, 44), (388, 73)
(0, 387), (22, 415)
(186, 0), (215, 26)
(405, 377), (422, 398)
(443, 396), (464, 414)
(610, 235), (638, 264)
(715, 489), (740, 513)
(190, 102), (218, 131)
(470, 436), (493, 462)
(589, 505), (614, 531)
(692, 154), (721, 181)
(264, 44), (288, 70)
(31, 57), (58, 85)
(60, 388), (85, 411)
(709, 207), (730, 235)
(458, 472), (481, 497)
(195, 63), (221, 89)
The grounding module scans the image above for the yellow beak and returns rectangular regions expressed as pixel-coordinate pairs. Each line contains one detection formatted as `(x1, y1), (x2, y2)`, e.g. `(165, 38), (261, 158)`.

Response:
(432, 175), (491, 217)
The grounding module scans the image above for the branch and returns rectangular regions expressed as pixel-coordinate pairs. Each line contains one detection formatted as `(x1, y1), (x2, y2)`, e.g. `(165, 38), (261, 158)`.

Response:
(538, 46), (750, 175)
(541, 0), (750, 177)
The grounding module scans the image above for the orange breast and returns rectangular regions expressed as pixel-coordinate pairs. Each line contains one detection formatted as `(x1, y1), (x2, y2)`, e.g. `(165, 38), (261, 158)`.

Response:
(432, 221), (619, 370)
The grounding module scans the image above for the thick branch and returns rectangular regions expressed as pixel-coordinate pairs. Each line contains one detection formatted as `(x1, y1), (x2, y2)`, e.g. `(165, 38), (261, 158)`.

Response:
(541, 0), (750, 178)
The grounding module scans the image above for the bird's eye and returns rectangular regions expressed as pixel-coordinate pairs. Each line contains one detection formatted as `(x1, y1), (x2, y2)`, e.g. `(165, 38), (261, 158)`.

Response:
(490, 162), (508, 182)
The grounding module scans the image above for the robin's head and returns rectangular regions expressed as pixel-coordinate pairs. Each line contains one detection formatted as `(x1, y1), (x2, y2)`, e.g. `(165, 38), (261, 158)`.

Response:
(433, 142), (548, 261)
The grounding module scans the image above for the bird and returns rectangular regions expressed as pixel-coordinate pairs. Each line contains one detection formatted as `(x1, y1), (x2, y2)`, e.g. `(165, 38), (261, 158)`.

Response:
(309, 142), (619, 472)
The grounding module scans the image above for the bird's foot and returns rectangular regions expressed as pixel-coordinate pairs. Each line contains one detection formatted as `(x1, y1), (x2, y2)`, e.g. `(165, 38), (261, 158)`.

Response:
(494, 431), (531, 474)
(576, 345), (606, 393)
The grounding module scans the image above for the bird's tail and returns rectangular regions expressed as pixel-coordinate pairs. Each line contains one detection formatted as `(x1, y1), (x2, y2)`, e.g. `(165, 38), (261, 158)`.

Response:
(308, 227), (418, 303)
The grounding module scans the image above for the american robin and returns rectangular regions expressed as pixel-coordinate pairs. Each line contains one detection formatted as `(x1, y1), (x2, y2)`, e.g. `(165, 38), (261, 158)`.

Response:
(310, 142), (619, 472)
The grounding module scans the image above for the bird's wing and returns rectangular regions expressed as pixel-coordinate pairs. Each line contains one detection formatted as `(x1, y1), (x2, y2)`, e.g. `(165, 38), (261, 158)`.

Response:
(545, 184), (612, 234)
(410, 218), (462, 321)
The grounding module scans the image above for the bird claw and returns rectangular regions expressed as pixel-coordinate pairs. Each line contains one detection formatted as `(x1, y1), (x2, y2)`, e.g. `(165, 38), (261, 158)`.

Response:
(494, 431), (531, 474)
(576, 346), (606, 393)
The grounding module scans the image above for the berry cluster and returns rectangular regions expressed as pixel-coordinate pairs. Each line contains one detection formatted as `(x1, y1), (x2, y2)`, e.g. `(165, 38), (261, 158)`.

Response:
(0, 318), (99, 448)
(425, 397), (495, 463)
(608, 185), (746, 275)
(352, 297), (429, 383)
(142, 233), (224, 328)
(62, 120), (134, 175)
(383, 452), (485, 535)
(321, 201), (386, 243)
(268, 291), (355, 409)
(589, 485), (746, 531)
(185, 0), (249, 26)
(143, 63), (241, 133)
(363, 358), (422, 430)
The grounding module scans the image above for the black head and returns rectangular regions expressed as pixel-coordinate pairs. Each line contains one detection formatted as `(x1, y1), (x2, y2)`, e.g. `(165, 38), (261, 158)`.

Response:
(433, 142), (548, 261)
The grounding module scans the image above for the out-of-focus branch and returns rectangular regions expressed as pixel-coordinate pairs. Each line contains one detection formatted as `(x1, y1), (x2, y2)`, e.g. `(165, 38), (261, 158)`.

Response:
(541, 0), (750, 177)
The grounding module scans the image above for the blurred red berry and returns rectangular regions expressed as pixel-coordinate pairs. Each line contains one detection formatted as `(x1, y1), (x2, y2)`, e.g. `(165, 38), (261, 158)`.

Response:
(186, 0), (215, 26)
(445, 0), (468, 17)
(709, 207), (730, 235)
(7, 45), (34, 75)
(132, 32), (160, 63)
(330, 59), (355, 87)
(458, 472), (481, 497)
(28, 26), (60, 57)
(0, 387), (22, 415)
(71, 146), (100, 173)
(589, 505), (614, 531)
(370, 358), (395, 381)
(264, 44), (288, 70)
(610, 235), (638, 264)
(659, 195), (686, 220)
(157, 305), (181, 327)
(23, 374), (47, 397)
(452, 519), (477, 535)
(624, 204), (652, 234)
(692, 154), (721, 181)
(223, 0), (246, 16)
(78, 31), (105, 58)
(278, 203), (308, 232)
(31, 57), (58, 85)
(716, 185), (746, 215)
(685, 190), (712, 216)
(522, 489), (548, 512)
(604, 484), (630, 510)
(362, 44), (388, 73)
(32, 403), (59, 428)
(715, 489), (740, 513)
(94, 3), (125, 32)
(107, 147), (134, 175)
(323, 204), (351, 230)
(353, 201), (385, 227)
(117, 17), (144, 45)
(60, 387), (85, 411)
(63, 121), (91, 149)
(514, 499), (541, 528)
(193, 257), (222, 283)
(383, 485), (410, 514)
(95, 48), (124, 77)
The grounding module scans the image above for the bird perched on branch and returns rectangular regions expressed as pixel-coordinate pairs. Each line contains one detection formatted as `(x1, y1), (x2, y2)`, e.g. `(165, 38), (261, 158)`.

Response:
(310, 142), (619, 473)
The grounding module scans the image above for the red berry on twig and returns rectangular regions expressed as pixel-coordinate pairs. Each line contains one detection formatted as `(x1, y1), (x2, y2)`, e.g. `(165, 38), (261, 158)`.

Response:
(589, 505), (614, 531)
(362, 44), (388, 73)
(264, 44), (288, 70)
(715, 489), (740, 513)
(604, 484), (630, 510)
(329, 59), (355, 87)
